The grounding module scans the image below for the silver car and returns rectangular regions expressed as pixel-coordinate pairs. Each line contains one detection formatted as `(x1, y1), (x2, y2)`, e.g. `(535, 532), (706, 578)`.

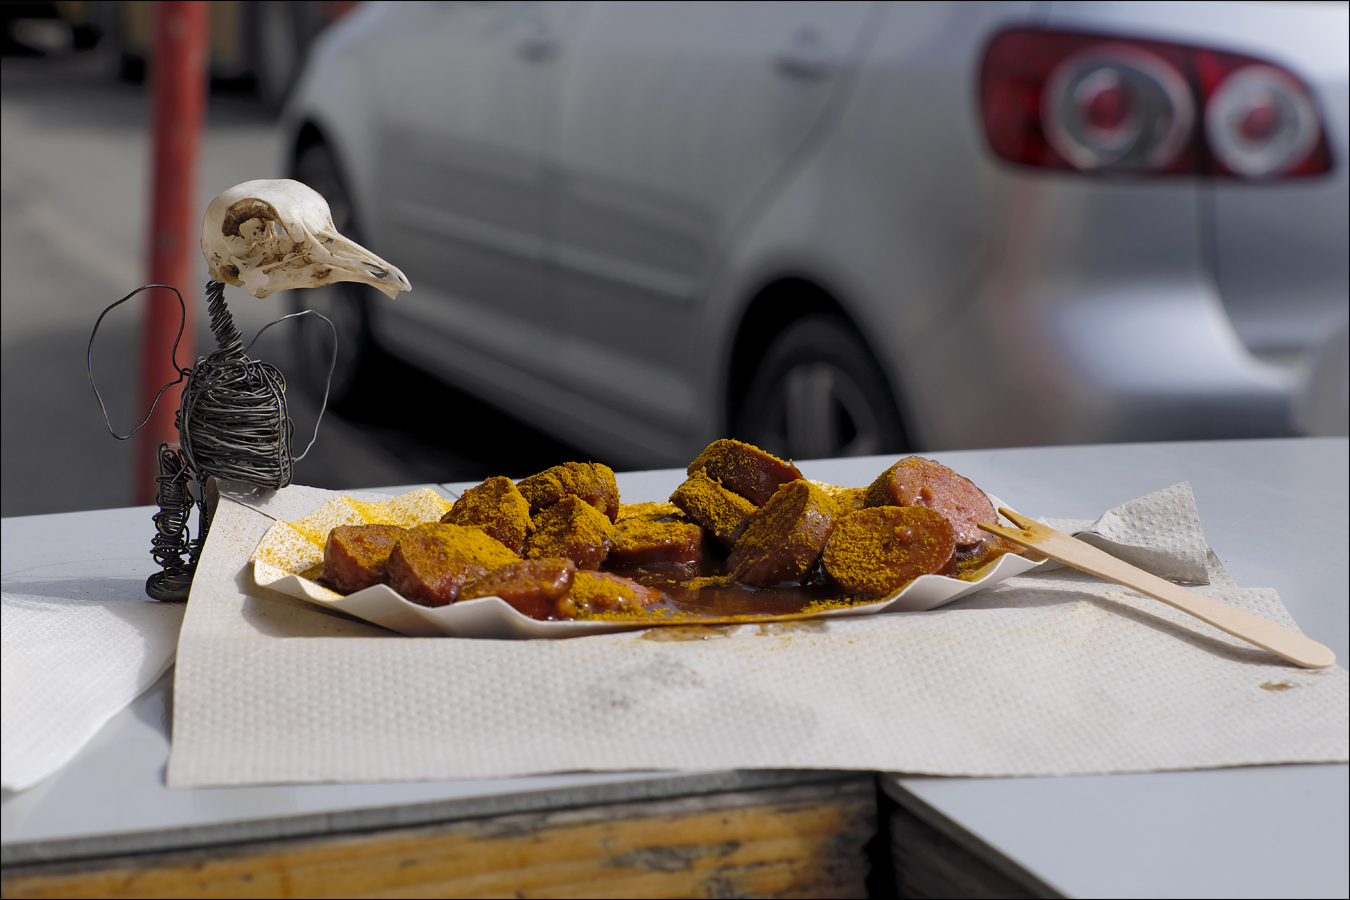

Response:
(281, 1), (1349, 468)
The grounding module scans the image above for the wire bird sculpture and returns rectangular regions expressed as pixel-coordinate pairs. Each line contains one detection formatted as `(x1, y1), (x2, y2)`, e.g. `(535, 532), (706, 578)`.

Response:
(88, 179), (411, 601)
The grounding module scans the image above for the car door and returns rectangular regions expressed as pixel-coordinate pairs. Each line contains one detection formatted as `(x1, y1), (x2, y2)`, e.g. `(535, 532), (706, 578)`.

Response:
(373, 1), (578, 386)
(548, 1), (881, 446)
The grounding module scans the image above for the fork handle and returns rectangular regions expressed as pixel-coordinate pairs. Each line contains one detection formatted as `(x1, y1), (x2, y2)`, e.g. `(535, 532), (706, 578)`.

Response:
(981, 521), (1336, 669)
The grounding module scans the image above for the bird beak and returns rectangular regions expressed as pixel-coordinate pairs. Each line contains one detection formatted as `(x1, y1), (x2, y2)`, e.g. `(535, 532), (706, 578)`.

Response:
(310, 231), (411, 299)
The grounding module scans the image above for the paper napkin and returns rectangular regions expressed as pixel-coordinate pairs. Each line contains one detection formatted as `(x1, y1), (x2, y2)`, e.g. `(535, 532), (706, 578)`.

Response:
(166, 482), (1348, 787)
(2, 594), (183, 791)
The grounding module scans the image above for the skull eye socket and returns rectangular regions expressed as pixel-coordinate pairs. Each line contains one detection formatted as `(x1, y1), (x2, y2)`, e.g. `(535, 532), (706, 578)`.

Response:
(230, 218), (286, 246)
(233, 218), (264, 241)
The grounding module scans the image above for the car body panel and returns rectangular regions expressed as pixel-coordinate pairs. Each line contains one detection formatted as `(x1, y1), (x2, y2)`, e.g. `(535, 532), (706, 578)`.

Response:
(371, 2), (567, 392)
(282, 0), (1347, 465)
(550, 2), (880, 438)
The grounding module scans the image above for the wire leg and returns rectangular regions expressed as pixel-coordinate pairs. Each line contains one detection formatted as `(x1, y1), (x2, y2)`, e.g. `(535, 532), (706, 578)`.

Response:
(145, 444), (197, 601)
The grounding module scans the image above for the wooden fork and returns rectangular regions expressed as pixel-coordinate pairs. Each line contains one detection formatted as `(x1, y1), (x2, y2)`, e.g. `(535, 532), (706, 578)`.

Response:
(979, 509), (1336, 669)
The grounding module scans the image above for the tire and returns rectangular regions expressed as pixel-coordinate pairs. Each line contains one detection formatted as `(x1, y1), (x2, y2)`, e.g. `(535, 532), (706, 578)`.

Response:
(733, 316), (909, 460)
(290, 142), (378, 409)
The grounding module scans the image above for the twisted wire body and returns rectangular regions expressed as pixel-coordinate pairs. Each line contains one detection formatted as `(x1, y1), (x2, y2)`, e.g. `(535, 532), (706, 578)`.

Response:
(179, 281), (295, 489)
(92, 280), (336, 599)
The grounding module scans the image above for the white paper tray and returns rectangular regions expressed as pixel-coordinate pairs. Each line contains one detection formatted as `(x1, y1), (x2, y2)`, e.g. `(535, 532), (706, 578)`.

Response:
(250, 488), (1043, 639)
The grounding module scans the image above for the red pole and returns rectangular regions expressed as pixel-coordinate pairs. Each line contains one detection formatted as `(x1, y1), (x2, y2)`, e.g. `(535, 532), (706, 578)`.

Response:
(135, 1), (209, 505)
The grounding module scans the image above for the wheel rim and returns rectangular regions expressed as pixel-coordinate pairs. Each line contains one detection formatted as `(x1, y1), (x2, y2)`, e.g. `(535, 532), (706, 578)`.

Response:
(752, 363), (884, 460)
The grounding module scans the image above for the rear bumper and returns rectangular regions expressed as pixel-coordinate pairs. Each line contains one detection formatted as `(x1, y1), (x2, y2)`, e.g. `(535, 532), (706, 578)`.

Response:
(917, 277), (1296, 449)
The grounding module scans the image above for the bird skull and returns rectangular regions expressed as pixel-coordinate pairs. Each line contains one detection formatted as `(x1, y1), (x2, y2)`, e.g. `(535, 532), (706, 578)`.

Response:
(201, 179), (411, 300)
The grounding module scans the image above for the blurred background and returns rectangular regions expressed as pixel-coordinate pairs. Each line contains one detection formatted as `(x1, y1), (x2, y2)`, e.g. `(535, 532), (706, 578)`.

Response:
(3, 0), (1347, 519)
(2, 0), (588, 518)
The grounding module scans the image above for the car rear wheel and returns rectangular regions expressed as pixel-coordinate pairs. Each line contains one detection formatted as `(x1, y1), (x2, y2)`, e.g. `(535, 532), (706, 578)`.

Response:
(290, 141), (378, 410)
(733, 316), (909, 460)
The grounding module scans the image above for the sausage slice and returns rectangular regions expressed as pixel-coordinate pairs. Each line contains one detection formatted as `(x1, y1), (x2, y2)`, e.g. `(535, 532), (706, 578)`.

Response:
(727, 480), (837, 586)
(824, 507), (955, 597)
(864, 456), (997, 547)
(517, 461), (620, 522)
(687, 439), (802, 506)
(324, 524), (407, 594)
(670, 470), (757, 548)
(440, 475), (531, 553)
(522, 495), (616, 569)
(560, 571), (666, 617)
(386, 524), (521, 607)
(609, 512), (709, 567)
(618, 501), (681, 520)
(460, 558), (576, 620)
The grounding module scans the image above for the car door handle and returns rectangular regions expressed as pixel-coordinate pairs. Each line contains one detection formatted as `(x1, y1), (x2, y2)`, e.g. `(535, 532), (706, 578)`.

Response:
(775, 25), (840, 79)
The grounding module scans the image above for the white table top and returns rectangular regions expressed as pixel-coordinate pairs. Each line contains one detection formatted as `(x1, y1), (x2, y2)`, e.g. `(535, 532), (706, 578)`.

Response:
(876, 438), (1349, 900)
(4, 438), (1346, 898)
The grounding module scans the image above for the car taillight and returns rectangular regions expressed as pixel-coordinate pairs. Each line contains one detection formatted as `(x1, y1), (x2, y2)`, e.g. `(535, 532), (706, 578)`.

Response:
(979, 28), (1333, 178)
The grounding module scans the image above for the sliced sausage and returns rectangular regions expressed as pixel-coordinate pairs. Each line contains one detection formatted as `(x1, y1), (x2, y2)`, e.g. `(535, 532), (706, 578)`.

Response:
(727, 480), (836, 586)
(670, 469), (757, 548)
(811, 481), (866, 515)
(323, 524), (407, 594)
(823, 507), (955, 597)
(608, 512), (708, 567)
(522, 495), (616, 569)
(864, 456), (997, 547)
(440, 475), (531, 553)
(617, 501), (681, 520)
(560, 571), (666, 618)
(386, 523), (521, 607)
(460, 558), (576, 620)
(687, 438), (802, 506)
(517, 461), (620, 522)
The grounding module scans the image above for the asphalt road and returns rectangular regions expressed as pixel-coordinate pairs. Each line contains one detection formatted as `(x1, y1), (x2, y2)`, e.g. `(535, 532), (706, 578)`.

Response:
(1, 48), (585, 518)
